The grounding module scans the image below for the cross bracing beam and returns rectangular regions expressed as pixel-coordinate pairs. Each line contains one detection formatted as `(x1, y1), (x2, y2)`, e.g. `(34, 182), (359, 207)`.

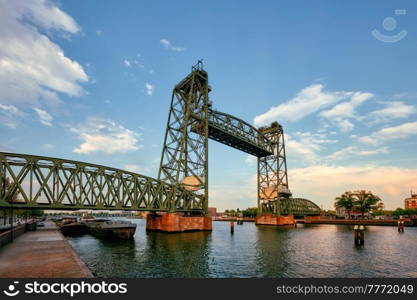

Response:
(0, 152), (204, 211)
(205, 110), (273, 157)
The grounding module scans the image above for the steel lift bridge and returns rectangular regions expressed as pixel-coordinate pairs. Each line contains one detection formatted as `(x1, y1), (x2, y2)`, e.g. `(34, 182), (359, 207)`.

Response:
(0, 62), (321, 217)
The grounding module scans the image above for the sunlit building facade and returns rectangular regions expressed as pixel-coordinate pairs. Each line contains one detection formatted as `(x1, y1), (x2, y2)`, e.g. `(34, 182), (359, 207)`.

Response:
(405, 193), (417, 209)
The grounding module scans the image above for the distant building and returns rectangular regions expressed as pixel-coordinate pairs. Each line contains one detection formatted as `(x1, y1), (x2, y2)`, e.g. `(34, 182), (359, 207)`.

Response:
(335, 206), (370, 219)
(208, 207), (217, 217)
(405, 193), (417, 209)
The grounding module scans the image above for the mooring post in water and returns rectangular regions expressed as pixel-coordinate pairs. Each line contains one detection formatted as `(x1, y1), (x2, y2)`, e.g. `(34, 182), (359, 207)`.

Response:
(230, 221), (234, 234)
(354, 225), (365, 246)
(398, 220), (405, 232)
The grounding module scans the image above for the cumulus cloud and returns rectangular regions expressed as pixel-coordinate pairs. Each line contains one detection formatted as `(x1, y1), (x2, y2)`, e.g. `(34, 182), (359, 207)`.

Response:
(145, 83), (154, 96)
(319, 92), (373, 132)
(284, 131), (338, 164)
(327, 146), (389, 161)
(0, 103), (24, 128)
(0, 0), (88, 107)
(70, 117), (141, 154)
(370, 101), (416, 123)
(254, 84), (353, 126)
(290, 164), (417, 209)
(254, 84), (374, 131)
(33, 107), (53, 126)
(211, 163), (417, 210)
(358, 121), (417, 146)
(159, 39), (185, 52)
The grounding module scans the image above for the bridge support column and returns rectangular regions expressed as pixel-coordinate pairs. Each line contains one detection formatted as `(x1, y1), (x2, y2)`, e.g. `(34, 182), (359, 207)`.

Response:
(255, 214), (295, 226)
(146, 213), (212, 233)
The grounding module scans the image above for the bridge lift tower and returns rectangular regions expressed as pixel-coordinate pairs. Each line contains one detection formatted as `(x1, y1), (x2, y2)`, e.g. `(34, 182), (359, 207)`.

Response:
(151, 61), (320, 230)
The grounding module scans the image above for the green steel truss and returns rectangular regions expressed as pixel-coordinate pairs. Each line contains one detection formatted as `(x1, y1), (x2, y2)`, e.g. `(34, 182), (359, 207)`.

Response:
(258, 122), (290, 215)
(207, 110), (273, 157)
(0, 62), (321, 216)
(0, 152), (204, 211)
(158, 61), (210, 214)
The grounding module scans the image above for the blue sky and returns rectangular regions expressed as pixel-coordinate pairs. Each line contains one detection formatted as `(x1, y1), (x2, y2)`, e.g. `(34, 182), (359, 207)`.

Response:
(1, 0), (417, 210)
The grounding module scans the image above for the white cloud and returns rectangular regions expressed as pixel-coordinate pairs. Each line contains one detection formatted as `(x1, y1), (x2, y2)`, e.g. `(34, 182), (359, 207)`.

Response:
(211, 164), (417, 210)
(335, 119), (354, 132)
(320, 92), (373, 119)
(0, 0), (88, 107)
(285, 131), (338, 164)
(145, 83), (154, 96)
(159, 39), (185, 52)
(319, 92), (373, 132)
(124, 164), (150, 174)
(370, 101), (416, 123)
(327, 146), (389, 161)
(254, 84), (353, 126)
(290, 164), (417, 210)
(244, 155), (257, 166)
(123, 59), (131, 68)
(33, 107), (53, 126)
(359, 121), (417, 145)
(0, 103), (24, 128)
(70, 117), (141, 154)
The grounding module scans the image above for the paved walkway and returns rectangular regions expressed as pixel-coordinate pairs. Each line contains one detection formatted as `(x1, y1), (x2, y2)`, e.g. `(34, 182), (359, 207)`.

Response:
(0, 221), (93, 278)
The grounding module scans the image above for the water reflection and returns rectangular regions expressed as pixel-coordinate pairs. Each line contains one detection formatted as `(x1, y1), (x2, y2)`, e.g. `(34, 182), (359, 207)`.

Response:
(254, 225), (291, 277)
(66, 220), (417, 278)
(142, 231), (211, 277)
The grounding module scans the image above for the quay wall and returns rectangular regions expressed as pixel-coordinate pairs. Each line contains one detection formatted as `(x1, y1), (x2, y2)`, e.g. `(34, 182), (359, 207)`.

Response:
(0, 223), (32, 248)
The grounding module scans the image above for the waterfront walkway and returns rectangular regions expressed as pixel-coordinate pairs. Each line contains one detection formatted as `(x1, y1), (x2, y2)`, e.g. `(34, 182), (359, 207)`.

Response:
(0, 221), (93, 278)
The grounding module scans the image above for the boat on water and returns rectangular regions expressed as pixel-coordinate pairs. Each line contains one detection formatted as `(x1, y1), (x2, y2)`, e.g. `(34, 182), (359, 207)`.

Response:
(85, 219), (137, 239)
(60, 221), (89, 235)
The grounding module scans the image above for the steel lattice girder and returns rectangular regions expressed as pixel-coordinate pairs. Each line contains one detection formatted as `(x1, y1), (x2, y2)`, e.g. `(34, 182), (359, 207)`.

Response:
(260, 198), (321, 216)
(158, 61), (210, 214)
(207, 110), (273, 157)
(257, 123), (291, 215)
(0, 152), (204, 211)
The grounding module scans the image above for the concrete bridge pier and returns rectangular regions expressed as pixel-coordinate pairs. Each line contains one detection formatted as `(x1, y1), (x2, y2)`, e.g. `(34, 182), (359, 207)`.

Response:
(146, 213), (212, 233)
(255, 214), (295, 226)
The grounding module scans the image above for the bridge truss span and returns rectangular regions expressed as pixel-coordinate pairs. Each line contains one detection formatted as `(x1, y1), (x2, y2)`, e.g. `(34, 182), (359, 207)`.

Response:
(206, 110), (273, 157)
(0, 62), (322, 217)
(0, 152), (204, 212)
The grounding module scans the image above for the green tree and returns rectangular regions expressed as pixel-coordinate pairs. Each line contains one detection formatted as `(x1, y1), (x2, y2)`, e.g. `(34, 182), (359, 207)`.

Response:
(352, 190), (381, 217)
(242, 207), (258, 218)
(335, 191), (355, 219)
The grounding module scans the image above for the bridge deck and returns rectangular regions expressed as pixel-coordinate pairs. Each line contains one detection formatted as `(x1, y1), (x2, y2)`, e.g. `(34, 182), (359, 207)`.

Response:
(208, 123), (273, 157)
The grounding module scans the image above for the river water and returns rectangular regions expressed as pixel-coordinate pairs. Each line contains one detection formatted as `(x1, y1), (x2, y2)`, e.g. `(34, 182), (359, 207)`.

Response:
(66, 219), (417, 278)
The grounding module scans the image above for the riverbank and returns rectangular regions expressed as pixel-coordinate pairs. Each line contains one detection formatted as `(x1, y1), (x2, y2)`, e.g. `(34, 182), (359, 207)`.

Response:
(0, 221), (93, 278)
(305, 219), (416, 226)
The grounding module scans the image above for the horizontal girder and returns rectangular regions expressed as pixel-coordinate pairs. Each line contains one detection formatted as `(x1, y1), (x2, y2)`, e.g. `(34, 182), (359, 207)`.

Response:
(0, 152), (204, 211)
(206, 110), (273, 157)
